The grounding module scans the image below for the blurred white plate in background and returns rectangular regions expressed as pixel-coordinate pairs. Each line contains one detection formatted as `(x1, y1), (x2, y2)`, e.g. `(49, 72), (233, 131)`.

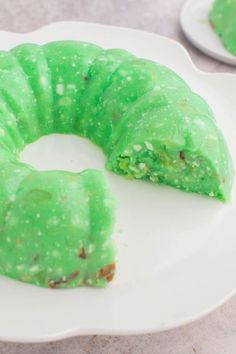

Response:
(181, 0), (236, 66)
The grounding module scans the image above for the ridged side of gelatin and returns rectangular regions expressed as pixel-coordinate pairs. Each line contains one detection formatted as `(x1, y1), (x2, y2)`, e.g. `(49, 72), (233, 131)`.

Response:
(76, 48), (134, 143)
(43, 41), (103, 133)
(12, 44), (55, 135)
(0, 51), (40, 143)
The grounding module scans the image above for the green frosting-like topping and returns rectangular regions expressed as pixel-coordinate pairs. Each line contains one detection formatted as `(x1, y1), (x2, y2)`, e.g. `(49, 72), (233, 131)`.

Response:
(210, 0), (236, 55)
(0, 40), (233, 289)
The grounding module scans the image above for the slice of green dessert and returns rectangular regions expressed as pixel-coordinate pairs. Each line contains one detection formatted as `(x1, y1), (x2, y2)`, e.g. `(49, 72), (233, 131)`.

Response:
(107, 92), (232, 201)
(210, 0), (236, 55)
(0, 169), (116, 288)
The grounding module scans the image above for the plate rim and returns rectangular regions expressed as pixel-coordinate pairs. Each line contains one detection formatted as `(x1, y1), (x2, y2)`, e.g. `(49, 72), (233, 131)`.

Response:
(0, 20), (236, 343)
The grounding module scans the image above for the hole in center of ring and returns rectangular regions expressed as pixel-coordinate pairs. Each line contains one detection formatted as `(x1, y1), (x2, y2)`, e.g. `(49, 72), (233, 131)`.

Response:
(20, 134), (106, 173)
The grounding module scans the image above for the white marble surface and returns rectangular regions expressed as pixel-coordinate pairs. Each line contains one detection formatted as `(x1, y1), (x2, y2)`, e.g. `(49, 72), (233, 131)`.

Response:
(0, 0), (236, 353)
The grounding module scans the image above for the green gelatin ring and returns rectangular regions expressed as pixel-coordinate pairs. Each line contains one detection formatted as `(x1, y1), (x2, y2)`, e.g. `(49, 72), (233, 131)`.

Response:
(210, 0), (236, 55)
(0, 40), (233, 289)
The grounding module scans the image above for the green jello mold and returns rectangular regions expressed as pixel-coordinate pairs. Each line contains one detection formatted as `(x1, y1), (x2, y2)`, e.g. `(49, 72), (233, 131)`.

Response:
(0, 40), (233, 289)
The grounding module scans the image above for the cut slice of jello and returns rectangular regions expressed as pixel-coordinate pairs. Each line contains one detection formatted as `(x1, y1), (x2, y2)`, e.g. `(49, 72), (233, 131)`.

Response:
(0, 169), (116, 288)
(107, 97), (232, 201)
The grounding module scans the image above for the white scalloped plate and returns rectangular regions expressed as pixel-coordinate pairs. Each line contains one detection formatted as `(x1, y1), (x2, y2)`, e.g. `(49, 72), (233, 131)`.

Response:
(0, 21), (236, 343)
(181, 0), (236, 66)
